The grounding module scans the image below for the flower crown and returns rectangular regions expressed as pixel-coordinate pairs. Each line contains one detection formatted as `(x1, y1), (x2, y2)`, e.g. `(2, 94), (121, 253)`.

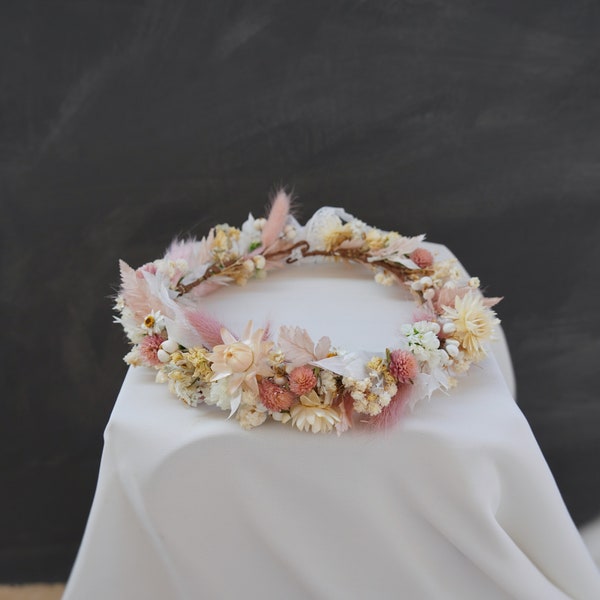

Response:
(115, 190), (501, 434)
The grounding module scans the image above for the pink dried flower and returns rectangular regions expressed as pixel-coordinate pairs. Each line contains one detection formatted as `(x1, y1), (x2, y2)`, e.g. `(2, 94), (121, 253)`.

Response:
(388, 349), (418, 384)
(410, 248), (433, 268)
(289, 365), (317, 395)
(259, 379), (296, 412)
(139, 334), (166, 367)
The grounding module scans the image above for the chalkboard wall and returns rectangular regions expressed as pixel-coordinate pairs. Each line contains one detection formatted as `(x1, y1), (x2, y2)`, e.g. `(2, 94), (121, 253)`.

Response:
(2, 0), (599, 582)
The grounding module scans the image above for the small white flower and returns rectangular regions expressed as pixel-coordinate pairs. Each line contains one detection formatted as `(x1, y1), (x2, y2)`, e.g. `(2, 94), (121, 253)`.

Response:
(141, 310), (165, 335)
(237, 404), (268, 429)
(206, 379), (234, 411)
(253, 255), (266, 270)
(271, 411), (292, 424)
(401, 321), (443, 364)
(445, 343), (459, 358)
(157, 349), (170, 363)
(170, 379), (205, 407)
(317, 370), (338, 404)
(161, 339), (179, 353)
(115, 307), (146, 344)
(284, 225), (297, 240)
(124, 346), (142, 366)
(442, 322), (456, 334)
(375, 271), (395, 286)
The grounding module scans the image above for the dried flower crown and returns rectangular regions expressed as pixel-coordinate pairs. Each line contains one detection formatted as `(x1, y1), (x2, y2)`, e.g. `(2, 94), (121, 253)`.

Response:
(115, 190), (501, 434)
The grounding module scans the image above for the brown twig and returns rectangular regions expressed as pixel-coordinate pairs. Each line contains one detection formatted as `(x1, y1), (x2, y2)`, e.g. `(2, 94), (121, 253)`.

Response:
(175, 259), (241, 295)
(176, 242), (433, 297)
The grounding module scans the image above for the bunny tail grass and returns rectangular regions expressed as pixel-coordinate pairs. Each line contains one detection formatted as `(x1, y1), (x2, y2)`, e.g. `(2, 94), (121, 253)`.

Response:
(368, 384), (412, 431)
(184, 309), (227, 348)
(261, 189), (291, 249)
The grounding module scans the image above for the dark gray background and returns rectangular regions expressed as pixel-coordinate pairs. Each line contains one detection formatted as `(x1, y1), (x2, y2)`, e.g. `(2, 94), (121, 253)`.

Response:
(2, 0), (599, 582)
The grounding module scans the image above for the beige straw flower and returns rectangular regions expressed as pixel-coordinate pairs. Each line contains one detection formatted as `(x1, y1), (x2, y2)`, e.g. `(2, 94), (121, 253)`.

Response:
(290, 390), (341, 434)
(441, 291), (499, 361)
(208, 321), (274, 401)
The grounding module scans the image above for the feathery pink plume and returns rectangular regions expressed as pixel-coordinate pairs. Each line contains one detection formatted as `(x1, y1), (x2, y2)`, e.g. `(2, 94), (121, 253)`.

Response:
(166, 238), (197, 261)
(189, 280), (225, 298)
(368, 384), (413, 431)
(434, 287), (502, 312)
(183, 309), (228, 348)
(335, 392), (354, 435)
(263, 321), (271, 341)
(261, 190), (291, 249)
(119, 260), (163, 321)
(433, 286), (470, 312)
(483, 296), (503, 308)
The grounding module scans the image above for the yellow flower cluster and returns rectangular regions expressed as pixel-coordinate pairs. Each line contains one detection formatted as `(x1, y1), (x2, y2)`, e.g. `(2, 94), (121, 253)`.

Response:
(212, 225), (242, 264)
(164, 349), (213, 406)
(343, 357), (398, 417)
(322, 223), (354, 251)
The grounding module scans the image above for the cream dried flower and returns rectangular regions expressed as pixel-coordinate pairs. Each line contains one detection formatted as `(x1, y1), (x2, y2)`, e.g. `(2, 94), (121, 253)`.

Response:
(208, 321), (274, 407)
(124, 346), (143, 366)
(317, 369), (339, 404)
(441, 291), (499, 361)
(237, 404), (268, 430)
(290, 390), (341, 433)
(169, 378), (205, 407)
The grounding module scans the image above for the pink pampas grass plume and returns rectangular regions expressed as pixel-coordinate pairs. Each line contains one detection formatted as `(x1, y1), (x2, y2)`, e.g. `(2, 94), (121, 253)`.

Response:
(189, 280), (224, 298)
(139, 262), (158, 275)
(259, 379), (296, 412)
(410, 248), (433, 268)
(434, 286), (469, 312)
(184, 309), (228, 348)
(262, 321), (272, 342)
(288, 365), (317, 395)
(388, 350), (418, 384)
(483, 295), (503, 308)
(369, 384), (413, 431)
(139, 334), (166, 367)
(434, 286), (504, 312)
(335, 392), (354, 435)
(119, 260), (164, 321)
(166, 238), (197, 261)
(260, 189), (291, 249)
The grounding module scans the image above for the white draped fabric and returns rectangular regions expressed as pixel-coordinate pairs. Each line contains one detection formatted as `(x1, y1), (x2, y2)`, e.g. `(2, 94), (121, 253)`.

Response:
(64, 244), (600, 599)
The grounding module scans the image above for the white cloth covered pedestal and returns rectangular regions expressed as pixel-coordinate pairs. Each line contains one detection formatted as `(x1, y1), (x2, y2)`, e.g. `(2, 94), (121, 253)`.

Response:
(64, 244), (600, 599)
